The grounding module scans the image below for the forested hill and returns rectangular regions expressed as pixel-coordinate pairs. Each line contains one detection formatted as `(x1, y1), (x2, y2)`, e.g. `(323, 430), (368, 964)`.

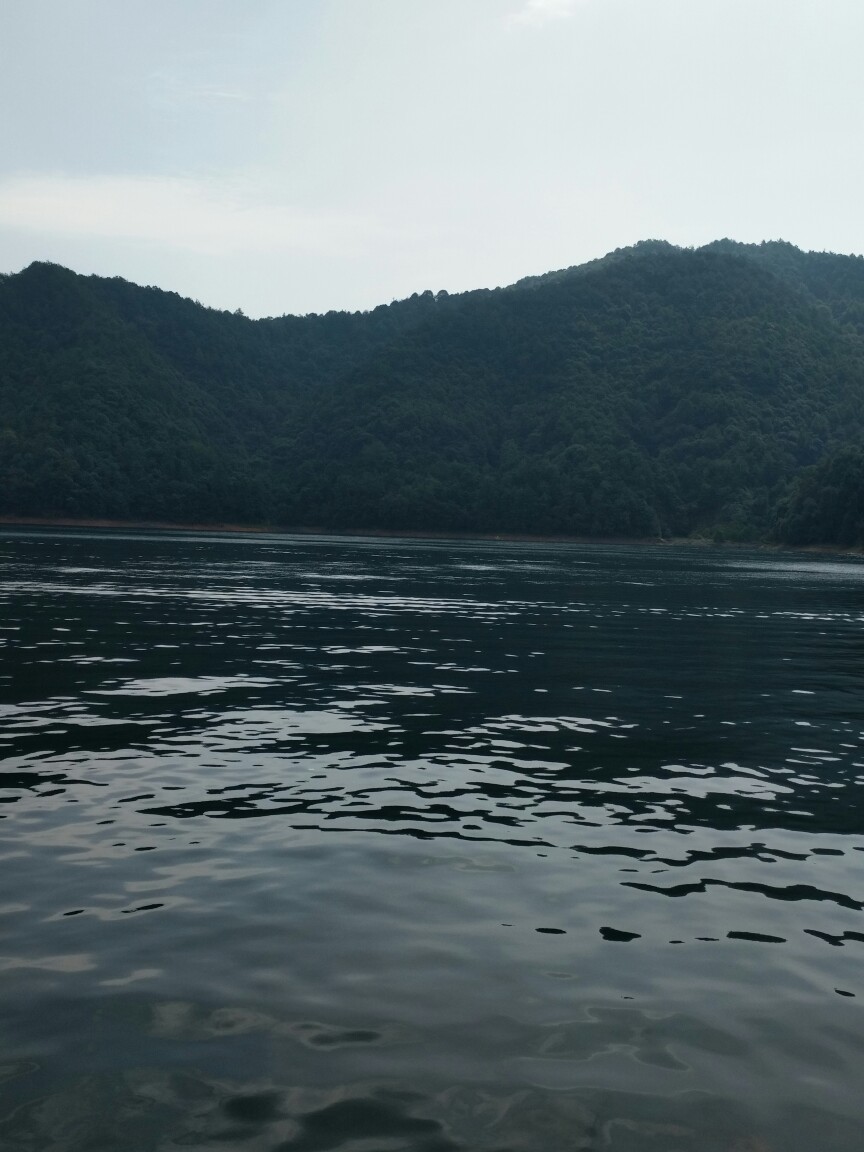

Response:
(2, 240), (864, 545)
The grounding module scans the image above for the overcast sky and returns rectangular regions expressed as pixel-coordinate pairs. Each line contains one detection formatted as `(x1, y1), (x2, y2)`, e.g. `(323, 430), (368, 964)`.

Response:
(1, 0), (861, 316)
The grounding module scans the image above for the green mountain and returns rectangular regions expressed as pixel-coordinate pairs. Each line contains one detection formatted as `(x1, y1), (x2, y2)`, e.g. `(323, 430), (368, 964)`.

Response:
(2, 240), (864, 544)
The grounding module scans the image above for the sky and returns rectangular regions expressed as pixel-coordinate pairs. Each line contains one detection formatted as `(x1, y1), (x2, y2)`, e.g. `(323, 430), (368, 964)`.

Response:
(0, 0), (861, 317)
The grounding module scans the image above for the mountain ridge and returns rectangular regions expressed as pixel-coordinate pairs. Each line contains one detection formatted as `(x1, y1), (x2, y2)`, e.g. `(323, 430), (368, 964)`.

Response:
(2, 241), (864, 544)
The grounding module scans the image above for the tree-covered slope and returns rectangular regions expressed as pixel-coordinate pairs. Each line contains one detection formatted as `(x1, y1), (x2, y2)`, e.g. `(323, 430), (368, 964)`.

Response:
(2, 241), (863, 541)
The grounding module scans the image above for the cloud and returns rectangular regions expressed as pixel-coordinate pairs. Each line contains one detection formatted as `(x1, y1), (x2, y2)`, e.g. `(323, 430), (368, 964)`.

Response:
(507, 0), (584, 26)
(0, 173), (384, 258)
(148, 71), (255, 108)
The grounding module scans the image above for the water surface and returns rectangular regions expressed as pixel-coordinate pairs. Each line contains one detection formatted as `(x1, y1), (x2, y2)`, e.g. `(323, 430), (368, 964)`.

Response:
(2, 529), (864, 1150)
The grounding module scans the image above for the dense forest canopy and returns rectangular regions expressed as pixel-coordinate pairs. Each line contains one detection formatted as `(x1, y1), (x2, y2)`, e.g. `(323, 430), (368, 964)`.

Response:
(2, 239), (864, 544)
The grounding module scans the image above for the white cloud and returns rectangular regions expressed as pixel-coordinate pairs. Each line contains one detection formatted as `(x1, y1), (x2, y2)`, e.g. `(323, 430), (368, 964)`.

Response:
(507, 0), (584, 26)
(0, 173), (385, 258)
(148, 71), (255, 108)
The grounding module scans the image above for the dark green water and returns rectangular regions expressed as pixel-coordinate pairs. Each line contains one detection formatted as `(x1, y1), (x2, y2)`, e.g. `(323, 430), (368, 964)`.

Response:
(2, 529), (864, 1151)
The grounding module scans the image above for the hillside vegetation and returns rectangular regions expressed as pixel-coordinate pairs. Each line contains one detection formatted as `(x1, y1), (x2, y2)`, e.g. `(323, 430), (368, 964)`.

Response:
(2, 240), (864, 544)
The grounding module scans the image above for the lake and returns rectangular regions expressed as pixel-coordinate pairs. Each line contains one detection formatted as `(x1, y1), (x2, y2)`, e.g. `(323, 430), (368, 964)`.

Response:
(2, 528), (864, 1151)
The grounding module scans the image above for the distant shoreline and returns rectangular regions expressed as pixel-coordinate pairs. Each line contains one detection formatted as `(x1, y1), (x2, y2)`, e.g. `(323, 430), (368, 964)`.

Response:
(2, 513), (860, 555)
(0, 513), (717, 546)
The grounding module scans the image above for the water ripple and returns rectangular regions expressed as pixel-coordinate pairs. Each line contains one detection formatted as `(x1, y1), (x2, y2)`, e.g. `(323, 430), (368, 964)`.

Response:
(4, 531), (864, 1149)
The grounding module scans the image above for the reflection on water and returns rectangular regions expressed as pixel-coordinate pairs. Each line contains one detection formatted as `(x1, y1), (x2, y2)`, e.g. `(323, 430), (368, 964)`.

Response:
(2, 530), (864, 1150)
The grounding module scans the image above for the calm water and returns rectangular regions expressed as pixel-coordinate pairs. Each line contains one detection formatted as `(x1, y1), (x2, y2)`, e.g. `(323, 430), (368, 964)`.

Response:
(2, 530), (864, 1151)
